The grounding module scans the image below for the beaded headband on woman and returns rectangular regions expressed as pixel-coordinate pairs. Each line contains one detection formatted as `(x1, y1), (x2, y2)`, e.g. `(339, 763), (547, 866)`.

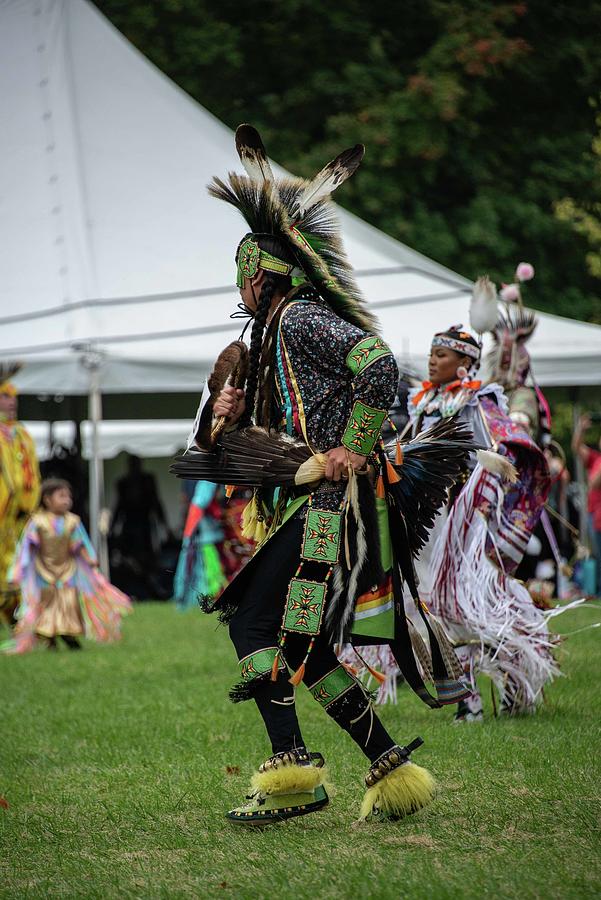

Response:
(431, 327), (481, 361)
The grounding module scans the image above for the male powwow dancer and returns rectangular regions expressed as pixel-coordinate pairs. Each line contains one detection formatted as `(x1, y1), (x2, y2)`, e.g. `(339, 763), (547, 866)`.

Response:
(173, 126), (473, 823)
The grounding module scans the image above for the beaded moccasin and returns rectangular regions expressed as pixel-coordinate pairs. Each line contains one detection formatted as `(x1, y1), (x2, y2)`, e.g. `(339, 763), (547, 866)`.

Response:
(359, 738), (435, 822)
(226, 750), (329, 825)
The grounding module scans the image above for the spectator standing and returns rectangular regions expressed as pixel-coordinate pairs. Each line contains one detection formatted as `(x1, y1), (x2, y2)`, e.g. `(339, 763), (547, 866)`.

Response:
(110, 454), (171, 599)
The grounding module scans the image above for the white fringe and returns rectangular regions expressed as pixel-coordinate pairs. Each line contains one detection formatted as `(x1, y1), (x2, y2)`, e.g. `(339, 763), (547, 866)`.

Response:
(346, 464), (569, 709)
(428, 465), (560, 711)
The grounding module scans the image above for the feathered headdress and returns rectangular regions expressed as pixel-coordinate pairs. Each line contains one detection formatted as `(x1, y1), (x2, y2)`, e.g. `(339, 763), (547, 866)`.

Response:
(0, 362), (22, 397)
(488, 304), (538, 389)
(487, 262), (538, 388)
(209, 124), (378, 333)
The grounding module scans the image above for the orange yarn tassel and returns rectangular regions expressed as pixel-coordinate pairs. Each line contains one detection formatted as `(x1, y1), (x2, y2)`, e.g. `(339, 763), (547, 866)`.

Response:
(289, 663), (305, 686)
(385, 458), (401, 484)
(342, 662), (359, 677)
(365, 662), (387, 685)
(369, 668), (387, 685)
(352, 648), (386, 684)
(225, 485), (235, 500)
(395, 441), (404, 466)
(271, 652), (280, 682)
(376, 475), (386, 499)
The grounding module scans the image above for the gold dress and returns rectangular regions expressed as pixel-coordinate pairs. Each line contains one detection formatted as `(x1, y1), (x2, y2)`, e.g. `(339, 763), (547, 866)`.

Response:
(33, 512), (84, 638)
(10, 510), (132, 653)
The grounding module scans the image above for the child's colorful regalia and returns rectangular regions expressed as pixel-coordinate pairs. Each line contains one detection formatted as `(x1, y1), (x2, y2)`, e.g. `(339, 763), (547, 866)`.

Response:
(0, 368), (40, 625)
(171, 125), (475, 825)
(8, 511), (132, 653)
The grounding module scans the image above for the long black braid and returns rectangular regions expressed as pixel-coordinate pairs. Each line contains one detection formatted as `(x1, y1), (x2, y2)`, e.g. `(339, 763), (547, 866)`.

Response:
(239, 273), (278, 427)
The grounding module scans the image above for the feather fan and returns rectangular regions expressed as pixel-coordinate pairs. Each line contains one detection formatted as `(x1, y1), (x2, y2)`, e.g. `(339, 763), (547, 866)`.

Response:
(171, 418), (476, 561)
(382, 418), (475, 556)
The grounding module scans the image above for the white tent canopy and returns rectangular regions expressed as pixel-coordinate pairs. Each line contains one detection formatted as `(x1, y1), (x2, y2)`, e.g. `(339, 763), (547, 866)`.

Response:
(2, 0), (600, 393)
(25, 419), (190, 460)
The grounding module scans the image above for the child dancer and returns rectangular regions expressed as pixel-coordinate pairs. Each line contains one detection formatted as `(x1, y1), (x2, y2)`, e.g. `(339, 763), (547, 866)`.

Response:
(9, 479), (132, 652)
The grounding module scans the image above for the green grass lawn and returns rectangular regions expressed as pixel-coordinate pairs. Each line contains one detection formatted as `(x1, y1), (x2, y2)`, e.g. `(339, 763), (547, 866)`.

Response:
(1, 602), (600, 899)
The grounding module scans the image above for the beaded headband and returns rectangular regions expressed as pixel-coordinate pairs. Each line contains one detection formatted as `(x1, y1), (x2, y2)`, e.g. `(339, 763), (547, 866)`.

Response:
(431, 331), (480, 361)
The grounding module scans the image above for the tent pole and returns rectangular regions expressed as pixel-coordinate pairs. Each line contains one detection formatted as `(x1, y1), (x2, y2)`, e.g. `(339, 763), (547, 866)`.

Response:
(82, 350), (109, 576)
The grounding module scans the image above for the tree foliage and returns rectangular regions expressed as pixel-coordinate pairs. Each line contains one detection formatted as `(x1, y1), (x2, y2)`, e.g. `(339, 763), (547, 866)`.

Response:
(95, 0), (601, 322)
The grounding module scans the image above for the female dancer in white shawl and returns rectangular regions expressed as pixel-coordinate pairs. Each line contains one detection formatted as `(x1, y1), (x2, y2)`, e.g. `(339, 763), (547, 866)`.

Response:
(349, 324), (558, 721)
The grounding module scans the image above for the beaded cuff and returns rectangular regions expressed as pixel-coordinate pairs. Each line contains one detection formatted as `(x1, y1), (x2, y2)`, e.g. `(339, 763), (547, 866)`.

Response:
(239, 647), (286, 683)
(308, 665), (357, 709)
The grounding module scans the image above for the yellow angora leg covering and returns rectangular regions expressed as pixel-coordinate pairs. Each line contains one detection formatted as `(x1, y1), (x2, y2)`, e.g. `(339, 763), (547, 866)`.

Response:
(360, 762), (435, 821)
(251, 763), (325, 796)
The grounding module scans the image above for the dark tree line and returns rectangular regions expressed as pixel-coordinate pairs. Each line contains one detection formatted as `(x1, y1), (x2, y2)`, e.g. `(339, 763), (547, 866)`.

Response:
(95, 0), (601, 323)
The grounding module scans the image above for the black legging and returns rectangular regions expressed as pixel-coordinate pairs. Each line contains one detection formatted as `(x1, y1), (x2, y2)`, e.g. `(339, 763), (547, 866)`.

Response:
(229, 517), (395, 762)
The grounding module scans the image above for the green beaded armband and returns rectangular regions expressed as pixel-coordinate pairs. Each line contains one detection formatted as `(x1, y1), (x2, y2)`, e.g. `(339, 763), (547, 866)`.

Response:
(341, 400), (387, 456)
(346, 336), (392, 376)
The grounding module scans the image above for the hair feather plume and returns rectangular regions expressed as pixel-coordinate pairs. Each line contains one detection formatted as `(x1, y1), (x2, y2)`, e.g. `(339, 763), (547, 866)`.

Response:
(290, 144), (365, 218)
(208, 175), (286, 237)
(0, 362), (22, 383)
(235, 124), (274, 184)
